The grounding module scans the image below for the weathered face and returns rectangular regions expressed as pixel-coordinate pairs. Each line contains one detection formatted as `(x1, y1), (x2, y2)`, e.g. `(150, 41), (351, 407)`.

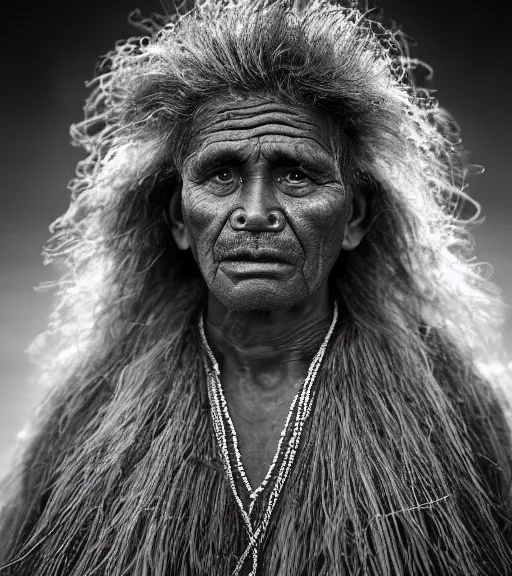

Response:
(170, 94), (366, 311)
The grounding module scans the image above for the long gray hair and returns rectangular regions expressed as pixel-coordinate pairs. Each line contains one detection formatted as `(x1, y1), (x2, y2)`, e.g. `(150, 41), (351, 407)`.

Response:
(1, 1), (511, 574)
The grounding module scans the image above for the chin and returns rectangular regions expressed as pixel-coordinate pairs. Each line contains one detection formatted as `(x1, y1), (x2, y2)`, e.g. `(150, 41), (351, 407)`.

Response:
(211, 279), (309, 312)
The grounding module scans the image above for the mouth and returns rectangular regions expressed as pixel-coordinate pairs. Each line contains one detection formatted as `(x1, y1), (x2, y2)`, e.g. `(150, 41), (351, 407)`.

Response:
(221, 250), (291, 264)
(224, 256), (287, 264)
(219, 252), (295, 279)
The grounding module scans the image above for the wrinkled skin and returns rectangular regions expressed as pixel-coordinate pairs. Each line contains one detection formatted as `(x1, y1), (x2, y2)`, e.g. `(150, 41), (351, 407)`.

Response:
(170, 94), (368, 486)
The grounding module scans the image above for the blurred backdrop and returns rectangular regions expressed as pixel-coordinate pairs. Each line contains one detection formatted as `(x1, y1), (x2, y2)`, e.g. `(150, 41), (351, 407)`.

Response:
(0, 0), (510, 478)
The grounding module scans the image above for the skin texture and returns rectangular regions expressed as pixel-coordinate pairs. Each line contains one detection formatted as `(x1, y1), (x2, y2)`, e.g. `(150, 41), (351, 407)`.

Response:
(170, 94), (368, 487)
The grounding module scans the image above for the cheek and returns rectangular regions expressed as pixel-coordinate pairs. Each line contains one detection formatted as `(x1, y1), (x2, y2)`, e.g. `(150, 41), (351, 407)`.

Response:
(182, 187), (228, 281)
(182, 189), (214, 234)
(294, 190), (348, 289)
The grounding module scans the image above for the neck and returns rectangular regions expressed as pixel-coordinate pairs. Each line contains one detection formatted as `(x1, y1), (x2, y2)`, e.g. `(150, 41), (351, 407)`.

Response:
(203, 281), (335, 391)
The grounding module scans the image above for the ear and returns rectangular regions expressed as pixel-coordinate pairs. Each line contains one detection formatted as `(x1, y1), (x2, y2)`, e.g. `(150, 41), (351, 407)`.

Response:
(342, 183), (370, 251)
(169, 184), (191, 251)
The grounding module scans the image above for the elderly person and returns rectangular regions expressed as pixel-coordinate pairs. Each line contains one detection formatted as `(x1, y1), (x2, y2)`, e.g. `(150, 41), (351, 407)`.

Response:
(1, 1), (511, 574)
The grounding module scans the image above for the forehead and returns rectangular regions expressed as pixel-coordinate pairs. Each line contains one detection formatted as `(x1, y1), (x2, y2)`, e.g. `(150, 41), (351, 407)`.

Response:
(183, 93), (337, 166)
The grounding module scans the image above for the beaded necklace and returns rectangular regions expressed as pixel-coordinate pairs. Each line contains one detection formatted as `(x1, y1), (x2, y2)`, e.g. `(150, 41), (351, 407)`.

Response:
(198, 301), (338, 576)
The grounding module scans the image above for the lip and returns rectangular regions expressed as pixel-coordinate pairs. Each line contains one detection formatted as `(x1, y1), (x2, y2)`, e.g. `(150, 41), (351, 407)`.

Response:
(220, 249), (292, 264)
(220, 259), (295, 279)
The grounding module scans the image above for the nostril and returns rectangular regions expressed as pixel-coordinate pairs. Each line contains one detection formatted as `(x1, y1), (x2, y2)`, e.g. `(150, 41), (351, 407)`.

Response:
(230, 208), (284, 230)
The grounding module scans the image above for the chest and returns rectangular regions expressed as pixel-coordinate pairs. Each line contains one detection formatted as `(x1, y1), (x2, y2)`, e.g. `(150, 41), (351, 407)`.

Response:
(222, 380), (301, 491)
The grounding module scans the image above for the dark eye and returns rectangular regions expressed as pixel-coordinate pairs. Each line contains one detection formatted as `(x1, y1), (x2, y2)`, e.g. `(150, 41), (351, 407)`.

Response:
(212, 168), (235, 183)
(277, 169), (311, 188)
(286, 170), (308, 183)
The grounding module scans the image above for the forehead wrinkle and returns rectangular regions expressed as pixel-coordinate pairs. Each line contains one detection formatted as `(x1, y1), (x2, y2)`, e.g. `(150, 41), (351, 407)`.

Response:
(194, 98), (317, 126)
(189, 128), (334, 163)
(187, 95), (337, 160)
(200, 113), (320, 137)
(198, 100), (319, 129)
(189, 123), (328, 149)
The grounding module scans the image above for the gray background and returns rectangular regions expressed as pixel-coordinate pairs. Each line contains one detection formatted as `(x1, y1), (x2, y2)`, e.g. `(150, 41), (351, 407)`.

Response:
(1, 0), (510, 478)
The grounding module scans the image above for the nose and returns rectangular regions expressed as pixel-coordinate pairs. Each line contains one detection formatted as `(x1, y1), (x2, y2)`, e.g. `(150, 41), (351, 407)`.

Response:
(230, 208), (285, 232)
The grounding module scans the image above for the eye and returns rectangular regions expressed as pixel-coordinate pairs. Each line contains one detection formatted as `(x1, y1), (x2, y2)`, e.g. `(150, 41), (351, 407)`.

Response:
(212, 168), (235, 183)
(277, 169), (312, 191)
(285, 169), (308, 184)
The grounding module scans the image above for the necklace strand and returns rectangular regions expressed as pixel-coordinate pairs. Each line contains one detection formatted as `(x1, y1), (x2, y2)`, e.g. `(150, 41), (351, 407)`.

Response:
(199, 301), (338, 576)
(201, 357), (259, 570)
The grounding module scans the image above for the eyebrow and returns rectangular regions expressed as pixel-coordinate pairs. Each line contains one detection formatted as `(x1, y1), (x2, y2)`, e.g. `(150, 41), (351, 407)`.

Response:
(186, 143), (337, 178)
(262, 147), (337, 176)
(187, 148), (251, 176)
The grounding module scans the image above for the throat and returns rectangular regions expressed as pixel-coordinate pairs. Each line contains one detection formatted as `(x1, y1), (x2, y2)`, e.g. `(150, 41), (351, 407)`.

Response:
(199, 298), (339, 514)
(203, 282), (336, 375)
